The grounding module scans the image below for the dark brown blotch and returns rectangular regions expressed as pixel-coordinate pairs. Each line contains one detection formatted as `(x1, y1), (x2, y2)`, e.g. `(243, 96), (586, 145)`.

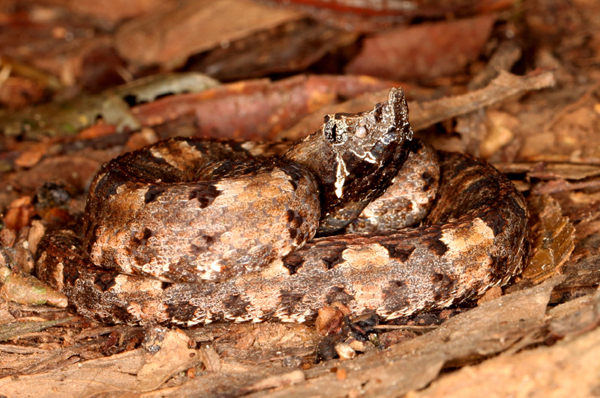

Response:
(292, 215), (304, 229)
(421, 171), (434, 192)
(165, 260), (200, 283)
(93, 271), (118, 292)
(166, 301), (199, 322)
(230, 140), (253, 154)
(508, 195), (528, 220)
(286, 209), (305, 241)
(489, 255), (509, 279)
(145, 185), (166, 204)
(294, 231), (308, 246)
(479, 210), (506, 237)
(222, 294), (251, 318)
(190, 244), (203, 254)
(286, 209), (296, 223)
(135, 148), (170, 166)
(95, 172), (125, 198)
(426, 230), (448, 256)
(186, 139), (211, 155)
(382, 279), (410, 311)
(190, 235), (215, 254)
(282, 254), (304, 275)
(279, 290), (305, 307)
(431, 273), (456, 301)
(325, 286), (355, 305)
(133, 254), (150, 267)
(463, 176), (499, 197)
(131, 228), (153, 247)
(106, 305), (135, 325)
(390, 280), (406, 288)
(431, 273), (452, 284)
(63, 263), (81, 286)
(280, 163), (305, 191)
(271, 290), (306, 319)
(188, 184), (219, 208)
(380, 243), (415, 262)
(321, 242), (349, 269)
(450, 157), (471, 179)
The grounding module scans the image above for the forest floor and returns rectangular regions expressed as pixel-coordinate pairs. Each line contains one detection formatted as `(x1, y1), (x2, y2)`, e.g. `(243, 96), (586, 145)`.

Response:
(1, 1), (600, 397)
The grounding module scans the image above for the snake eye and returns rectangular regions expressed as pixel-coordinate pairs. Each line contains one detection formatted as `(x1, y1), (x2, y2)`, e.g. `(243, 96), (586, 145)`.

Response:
(324, 118), (347, 144)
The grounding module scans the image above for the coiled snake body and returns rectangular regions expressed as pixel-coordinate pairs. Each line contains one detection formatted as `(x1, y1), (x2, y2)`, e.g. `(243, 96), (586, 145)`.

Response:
(36, 89), (530, 326)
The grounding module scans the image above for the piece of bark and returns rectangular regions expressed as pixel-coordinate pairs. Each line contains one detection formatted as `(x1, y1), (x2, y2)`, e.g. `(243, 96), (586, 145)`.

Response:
(411, 321), (600, 398)
(0, 246), (68, 308)
(532, 179), (600, 195)
(494, 162), (600, 181)
(479, 110), (519, 159)
(553, 201), (600, 298)
(2, 156), (101, 193)
(410, 71), (556, 131)
(0, 317), (72, 342)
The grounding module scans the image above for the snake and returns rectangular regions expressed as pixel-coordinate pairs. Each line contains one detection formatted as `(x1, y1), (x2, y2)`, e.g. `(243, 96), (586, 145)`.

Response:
(35, 88), (530, 326)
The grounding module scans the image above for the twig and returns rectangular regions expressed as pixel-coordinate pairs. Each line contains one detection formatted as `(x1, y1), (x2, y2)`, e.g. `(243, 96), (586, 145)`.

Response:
(0, 317), (73, 342)
(410, 70), (556, 131)
(372, 324), (438, 331)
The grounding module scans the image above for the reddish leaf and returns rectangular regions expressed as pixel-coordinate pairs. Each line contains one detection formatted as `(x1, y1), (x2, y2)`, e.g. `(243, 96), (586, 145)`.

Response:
(346, 15), (496, 81)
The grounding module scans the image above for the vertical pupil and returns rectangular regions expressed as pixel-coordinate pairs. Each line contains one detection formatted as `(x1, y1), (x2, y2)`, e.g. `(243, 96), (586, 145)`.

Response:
(330, 124), (338, 142)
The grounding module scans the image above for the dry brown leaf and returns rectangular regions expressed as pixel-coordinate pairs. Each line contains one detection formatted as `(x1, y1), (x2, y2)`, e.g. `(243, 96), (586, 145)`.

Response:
(5, 156), (101, 192)
(523, 195), (575, 283)
(412, 293), (600, 398)
(3, 196), (35, 231)
(519, 87), (600, 162)
(346, 15), (495, 81)
(115, 0), (303, 67)
(479, 111), (519, 158)
(137, 329), (203, 391)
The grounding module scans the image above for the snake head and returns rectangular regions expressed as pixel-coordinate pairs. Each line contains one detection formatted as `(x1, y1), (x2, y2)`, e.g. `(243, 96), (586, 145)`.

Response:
(287, 88), (414, 234)
(322, 88), (413, 148)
